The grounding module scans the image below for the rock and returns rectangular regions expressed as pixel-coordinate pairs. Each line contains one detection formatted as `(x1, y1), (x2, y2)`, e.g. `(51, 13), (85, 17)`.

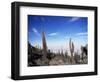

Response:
(49, 56), (65, 65)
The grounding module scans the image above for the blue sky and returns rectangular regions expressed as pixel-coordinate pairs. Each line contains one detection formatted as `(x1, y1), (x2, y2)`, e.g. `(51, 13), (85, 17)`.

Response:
(28, 15), (88, 52)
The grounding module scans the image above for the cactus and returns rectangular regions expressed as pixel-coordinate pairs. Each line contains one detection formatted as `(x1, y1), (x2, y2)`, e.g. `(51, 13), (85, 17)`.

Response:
(69, 38), (75, 64)
(61, 48), (63, 56)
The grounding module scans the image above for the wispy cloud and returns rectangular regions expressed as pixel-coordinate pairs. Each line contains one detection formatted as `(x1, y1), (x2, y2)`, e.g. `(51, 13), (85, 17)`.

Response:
(48, 32), (58, 36)
(76, 32), (87, 36)
(64, 32), (87, 39)
(69, 17), (80, 22)
(32, 28), (40, 36)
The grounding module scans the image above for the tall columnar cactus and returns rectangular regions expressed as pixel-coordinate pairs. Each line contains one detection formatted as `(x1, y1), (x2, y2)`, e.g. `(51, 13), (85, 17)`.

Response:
(61, 48), (63, 56)
(42, 31), (47, 57)
(69, 38), (75, 64)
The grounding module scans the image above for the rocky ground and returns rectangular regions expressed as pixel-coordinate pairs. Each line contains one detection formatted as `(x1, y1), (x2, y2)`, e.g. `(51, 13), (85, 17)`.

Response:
(28, 42), (88, 66)
(28, 44), (88, 66)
